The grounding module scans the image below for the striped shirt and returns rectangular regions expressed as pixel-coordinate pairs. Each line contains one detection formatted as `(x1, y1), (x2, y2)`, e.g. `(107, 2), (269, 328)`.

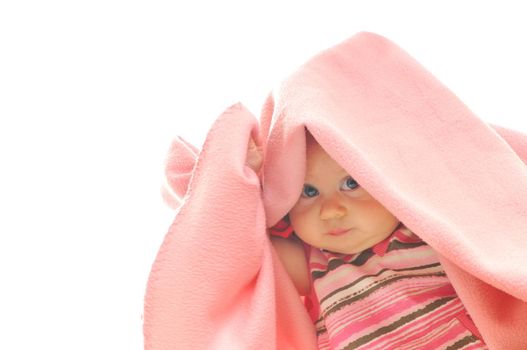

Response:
(305, 226), (487, 350)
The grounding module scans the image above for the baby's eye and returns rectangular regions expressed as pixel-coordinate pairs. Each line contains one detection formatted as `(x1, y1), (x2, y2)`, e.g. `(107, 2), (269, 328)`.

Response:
(301, 184), (319, 198)
(341, 176), (359, 191)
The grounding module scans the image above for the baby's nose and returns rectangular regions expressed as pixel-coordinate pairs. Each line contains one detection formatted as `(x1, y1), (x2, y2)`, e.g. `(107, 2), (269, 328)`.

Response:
(320, 200), (347, 220)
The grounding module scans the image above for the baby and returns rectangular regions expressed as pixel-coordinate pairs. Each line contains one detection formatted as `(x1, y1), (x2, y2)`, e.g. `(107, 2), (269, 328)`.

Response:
(247, 131), (487, 349)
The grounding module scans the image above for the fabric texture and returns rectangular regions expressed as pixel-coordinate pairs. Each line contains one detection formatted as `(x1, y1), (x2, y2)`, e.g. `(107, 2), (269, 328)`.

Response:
(144, 31), (527, 349)
(307, 225), (487, 349)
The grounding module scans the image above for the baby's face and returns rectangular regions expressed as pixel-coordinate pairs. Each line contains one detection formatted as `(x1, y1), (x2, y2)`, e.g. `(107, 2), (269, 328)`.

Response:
(288, 136), (399, 254)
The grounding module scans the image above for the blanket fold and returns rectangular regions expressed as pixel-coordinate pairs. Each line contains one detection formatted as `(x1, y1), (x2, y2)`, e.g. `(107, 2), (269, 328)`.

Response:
(145, 103), (316, 349)
(144, 32), (527, 349)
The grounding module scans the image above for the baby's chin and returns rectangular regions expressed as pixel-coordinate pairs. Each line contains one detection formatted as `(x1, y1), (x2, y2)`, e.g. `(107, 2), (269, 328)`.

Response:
(324, 233), (392, 255)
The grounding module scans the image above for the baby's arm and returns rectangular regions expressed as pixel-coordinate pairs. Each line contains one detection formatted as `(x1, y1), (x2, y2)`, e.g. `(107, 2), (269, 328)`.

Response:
(270, 235), (310, 296)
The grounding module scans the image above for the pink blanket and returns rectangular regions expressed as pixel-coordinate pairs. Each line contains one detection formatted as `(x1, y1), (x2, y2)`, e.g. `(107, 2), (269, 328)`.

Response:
(143, 32), (527, 349)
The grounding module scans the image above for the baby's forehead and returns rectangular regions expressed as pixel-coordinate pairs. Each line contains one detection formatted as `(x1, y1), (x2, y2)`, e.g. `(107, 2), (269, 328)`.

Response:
(305, 138), (325, 162)
(305, 132), (330, 160)
(304, 138), (347, 178)
(305, 131), (323, 155)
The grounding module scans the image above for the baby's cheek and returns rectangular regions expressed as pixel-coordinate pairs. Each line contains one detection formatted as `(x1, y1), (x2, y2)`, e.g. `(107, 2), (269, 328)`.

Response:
(289, 200), (311, 216)
(368, 201), (398, 225)
(288, 209), (303, 228)
(289, 206), (313, 229)
(360, 194), (385, 208)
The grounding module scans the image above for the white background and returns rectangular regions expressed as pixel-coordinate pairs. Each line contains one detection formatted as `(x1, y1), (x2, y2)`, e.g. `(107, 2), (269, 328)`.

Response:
(1, 1), (526, 349)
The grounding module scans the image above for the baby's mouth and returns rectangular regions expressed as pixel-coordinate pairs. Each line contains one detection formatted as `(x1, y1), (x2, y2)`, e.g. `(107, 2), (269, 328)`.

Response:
(327, 228), (352, 236)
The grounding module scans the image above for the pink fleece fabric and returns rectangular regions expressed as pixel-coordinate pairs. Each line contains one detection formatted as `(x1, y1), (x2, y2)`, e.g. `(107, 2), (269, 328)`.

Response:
(144, 32), (527, 349)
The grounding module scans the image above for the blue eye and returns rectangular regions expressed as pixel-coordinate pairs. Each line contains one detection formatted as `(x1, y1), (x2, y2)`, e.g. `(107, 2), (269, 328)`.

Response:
(341, 176), (359, 190)
(301, 184), (319, 198)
